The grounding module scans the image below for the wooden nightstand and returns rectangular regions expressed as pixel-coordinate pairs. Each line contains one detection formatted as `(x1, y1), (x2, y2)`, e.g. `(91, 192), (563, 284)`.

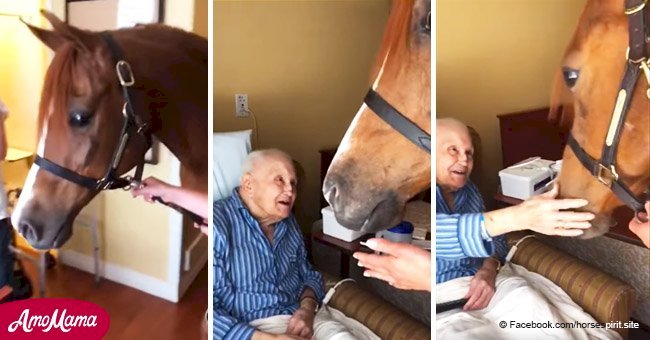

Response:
(311, 220), (372, 278)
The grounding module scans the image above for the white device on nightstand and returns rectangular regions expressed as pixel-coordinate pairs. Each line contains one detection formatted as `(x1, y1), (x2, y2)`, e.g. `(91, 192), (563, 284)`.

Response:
(321, 206), (366, 242)
(499, 157), (558, 200)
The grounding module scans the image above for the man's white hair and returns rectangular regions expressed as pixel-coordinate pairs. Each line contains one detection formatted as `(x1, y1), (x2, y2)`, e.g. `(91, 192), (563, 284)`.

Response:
(436, 117), (469, 133)
(241, 149), (293, 176)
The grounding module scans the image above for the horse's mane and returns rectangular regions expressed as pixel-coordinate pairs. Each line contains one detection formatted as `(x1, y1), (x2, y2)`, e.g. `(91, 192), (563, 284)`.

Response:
(369, 0), (414, 81)
(38, 43), (78, 135)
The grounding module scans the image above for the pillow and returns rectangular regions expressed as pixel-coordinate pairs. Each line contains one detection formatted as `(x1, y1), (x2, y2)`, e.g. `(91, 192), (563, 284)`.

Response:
(213, 130), (252, 201)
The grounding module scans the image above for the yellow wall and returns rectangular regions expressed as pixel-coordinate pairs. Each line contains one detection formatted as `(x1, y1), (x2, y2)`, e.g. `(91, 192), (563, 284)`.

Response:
(436, 0), (586, 202)
(194, 0), (208, 38)
(0, 0), (48, 151)
(214, 0), (391, 228)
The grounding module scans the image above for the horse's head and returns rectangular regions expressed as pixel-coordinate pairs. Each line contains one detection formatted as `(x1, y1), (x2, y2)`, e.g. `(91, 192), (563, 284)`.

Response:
(323, 0), (431, 232)
(550, 0), (649, 238)
(11, 11), (150, 249)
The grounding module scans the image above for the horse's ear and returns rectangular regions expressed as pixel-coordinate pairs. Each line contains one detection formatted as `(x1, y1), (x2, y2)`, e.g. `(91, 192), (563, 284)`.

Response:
(24, 10), (93, 52)
(22, 18), (66, 51)
(39, 10), (86, 38)
(40, 10), (92, 50)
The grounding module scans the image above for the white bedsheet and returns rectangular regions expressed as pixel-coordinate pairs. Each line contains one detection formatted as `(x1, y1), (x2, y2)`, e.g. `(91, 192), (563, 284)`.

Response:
(436, 263), (621, 340)
(250, 306), (380, 340)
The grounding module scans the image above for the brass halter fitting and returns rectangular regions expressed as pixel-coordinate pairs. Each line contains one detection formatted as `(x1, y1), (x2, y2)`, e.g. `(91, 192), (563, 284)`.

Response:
(624, 0), (647, 15)
(596, 164), (619, 188)
(116, 60), (135, 87)
(639, 59), (650, 98)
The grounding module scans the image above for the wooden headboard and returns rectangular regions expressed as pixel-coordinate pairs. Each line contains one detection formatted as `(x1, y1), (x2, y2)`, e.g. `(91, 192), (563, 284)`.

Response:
(497, 107), (567, 167)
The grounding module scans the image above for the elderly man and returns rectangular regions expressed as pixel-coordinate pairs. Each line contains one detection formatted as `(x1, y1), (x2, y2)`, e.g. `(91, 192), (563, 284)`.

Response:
(354, 118), (595, 309)
(215, 149), (364, 340)
(434, 118), (508, 310)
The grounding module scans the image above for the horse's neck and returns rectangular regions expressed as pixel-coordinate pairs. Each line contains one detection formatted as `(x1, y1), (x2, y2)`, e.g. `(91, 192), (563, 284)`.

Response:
(119, 28), (208, 183)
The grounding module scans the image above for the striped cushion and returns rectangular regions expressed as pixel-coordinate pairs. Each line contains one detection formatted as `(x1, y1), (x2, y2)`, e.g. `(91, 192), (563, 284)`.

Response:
(508, 235), (637, 339)
(323, 274), (430, 340)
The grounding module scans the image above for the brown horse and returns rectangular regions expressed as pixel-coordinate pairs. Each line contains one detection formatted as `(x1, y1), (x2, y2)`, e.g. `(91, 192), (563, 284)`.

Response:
(550, 0), (649, 238)
(11, 11), (207, 249)
(323, 0), (431, 232)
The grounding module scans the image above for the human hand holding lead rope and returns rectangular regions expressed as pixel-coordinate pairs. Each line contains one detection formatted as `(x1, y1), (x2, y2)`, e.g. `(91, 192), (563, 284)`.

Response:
(131, 177), (208, 234)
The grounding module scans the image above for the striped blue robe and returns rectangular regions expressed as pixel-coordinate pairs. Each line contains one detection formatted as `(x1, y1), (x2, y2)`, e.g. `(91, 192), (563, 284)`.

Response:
(436, 182), (509, 284)
(214, 189), (324, 340)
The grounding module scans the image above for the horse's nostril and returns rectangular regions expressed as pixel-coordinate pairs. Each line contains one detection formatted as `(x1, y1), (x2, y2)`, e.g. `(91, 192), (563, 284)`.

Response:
(323, 182), (338, 207)
(18, 221), (37, 242)
(329, 187), (338, 205)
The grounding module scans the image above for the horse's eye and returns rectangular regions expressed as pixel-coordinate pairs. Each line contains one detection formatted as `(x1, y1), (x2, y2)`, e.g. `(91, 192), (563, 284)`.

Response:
(421, 11), (431, 33)
(562, 67), (580, 89)
(68, 111), (93, 128)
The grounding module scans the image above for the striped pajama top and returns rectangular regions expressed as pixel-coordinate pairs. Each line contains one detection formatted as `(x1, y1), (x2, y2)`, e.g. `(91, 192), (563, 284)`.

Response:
(214, 188), (324, 340)
(435, 182), (508, 284)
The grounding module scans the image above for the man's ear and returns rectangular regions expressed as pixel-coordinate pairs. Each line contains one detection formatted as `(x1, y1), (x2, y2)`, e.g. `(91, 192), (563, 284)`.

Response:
(241, 173), (254, 194)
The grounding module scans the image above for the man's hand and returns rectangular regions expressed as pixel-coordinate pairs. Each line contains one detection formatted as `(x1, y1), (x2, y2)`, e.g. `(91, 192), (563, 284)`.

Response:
(463, 261), (497, 310)
(286, 306), (315, 339)
(353, 238), (431, 291)
(629, 201), (650, 248)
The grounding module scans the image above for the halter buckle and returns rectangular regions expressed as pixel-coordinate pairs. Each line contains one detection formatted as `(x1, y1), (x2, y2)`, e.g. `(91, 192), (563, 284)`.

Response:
(624, 0), (647, 15)
(638, 59), (650, 98)
(97, 178), (113, 191)
(596, 164), (619, 187)
(137, 123), (150, 134)
(116, 60), (135, 87)
(124, 176), (141, 191)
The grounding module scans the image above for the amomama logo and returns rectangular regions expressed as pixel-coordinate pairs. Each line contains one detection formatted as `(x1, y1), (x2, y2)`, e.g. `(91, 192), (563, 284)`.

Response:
(0, 298), (110, 339)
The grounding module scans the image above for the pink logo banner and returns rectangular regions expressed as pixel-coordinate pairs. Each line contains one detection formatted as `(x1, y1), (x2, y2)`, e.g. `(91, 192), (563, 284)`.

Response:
(0, 298), (110, 339)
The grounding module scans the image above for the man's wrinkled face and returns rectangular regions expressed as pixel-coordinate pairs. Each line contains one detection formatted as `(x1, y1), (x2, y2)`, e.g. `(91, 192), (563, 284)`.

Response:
(248, 156), (297, 221)
(436, 126), (474, 192)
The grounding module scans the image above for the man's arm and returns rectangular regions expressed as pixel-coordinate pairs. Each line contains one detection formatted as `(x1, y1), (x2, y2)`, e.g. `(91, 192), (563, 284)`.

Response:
(436, 213), (496, 259)
(298, 287), (318, 311)
(292, 217), (325, 303)
(214, 211), (256, 340)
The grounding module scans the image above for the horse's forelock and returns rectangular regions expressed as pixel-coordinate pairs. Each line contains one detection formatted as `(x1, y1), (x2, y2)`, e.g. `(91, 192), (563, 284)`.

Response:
(38, 43), (79, 136)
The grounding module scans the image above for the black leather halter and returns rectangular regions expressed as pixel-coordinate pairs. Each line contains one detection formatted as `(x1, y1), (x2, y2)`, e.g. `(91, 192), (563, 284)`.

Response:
(363, 10), (431, 154)
(566, 0), (649, 215)
(364, 89), (431, 153)
(34, 33), (152, 191)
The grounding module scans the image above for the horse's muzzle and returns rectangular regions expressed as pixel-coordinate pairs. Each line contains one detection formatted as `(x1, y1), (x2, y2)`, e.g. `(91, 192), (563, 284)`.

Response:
(13, 211), (72, 250)
(577, 213), (615, 239)
(323, 174), (401, 232)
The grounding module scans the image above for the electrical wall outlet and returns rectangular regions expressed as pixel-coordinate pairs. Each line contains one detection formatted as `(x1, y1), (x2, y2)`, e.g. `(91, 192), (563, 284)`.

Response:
(235, 93), (249, 117)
